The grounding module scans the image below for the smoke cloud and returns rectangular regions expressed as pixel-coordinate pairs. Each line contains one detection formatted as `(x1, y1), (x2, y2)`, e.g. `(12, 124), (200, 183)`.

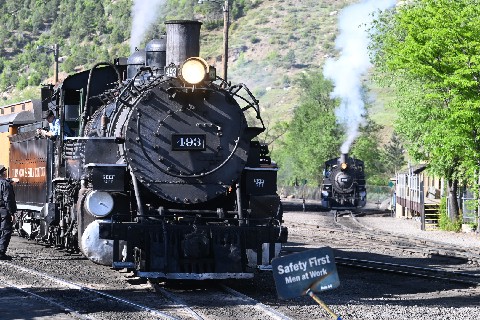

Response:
(323, 0), (396, 153)
(130, 0), (166, 53)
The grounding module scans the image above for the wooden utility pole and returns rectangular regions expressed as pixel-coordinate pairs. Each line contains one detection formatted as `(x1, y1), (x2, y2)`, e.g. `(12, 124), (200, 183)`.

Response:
(53, 44), (59, 84)
(198, 0), (230, 83)
(222, 0), (229, 83)
(37, 44), (59, 84)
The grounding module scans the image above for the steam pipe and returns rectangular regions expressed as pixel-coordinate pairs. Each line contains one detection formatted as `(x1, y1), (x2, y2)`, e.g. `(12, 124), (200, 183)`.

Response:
(129, 166), (144, 217)
(236, 182), (244, 226)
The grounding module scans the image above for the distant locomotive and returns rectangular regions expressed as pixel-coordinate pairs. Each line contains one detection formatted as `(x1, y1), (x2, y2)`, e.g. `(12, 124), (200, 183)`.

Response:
(10, 20), (287, 280)
(321, 153), (366, 210)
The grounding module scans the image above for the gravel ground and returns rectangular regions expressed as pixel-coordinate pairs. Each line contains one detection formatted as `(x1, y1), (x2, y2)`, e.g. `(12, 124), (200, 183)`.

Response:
(3, 202), (480, 320)
(1, 236), (183, 320)
(358, 215), (480, 249)
(275, 202), (480, 320)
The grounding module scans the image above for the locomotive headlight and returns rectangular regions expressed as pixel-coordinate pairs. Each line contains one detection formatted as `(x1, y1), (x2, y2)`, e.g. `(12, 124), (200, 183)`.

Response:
(180, 57), (208, 85)
(341, 163), (348, 170)
(85, 191), (114, 218)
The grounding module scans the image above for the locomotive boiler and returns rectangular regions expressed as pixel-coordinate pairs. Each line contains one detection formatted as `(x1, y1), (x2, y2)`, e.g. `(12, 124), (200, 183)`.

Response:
(10, 20), (287, 280)
(321, 153), (366, 210)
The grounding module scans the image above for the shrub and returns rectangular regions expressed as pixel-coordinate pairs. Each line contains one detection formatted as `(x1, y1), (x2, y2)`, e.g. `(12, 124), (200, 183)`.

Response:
(28, 73), (41, 86)
(253, 87), (266, 98)
(250, 36), (261, 44)
(16, 76), (28, 90)
(438, 197), (462, 232)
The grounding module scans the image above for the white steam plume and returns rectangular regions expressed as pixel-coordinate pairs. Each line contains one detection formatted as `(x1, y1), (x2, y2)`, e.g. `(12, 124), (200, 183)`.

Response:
(130, 0), (166, 53)
(323, 0), (396, 154)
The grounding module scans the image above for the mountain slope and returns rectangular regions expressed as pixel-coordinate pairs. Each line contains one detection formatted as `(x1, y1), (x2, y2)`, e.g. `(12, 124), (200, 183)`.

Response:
(1, 0), (392, 145)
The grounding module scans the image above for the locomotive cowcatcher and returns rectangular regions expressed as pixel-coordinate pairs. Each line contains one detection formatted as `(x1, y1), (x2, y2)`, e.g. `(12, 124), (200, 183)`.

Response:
(10, 20), (288, 280)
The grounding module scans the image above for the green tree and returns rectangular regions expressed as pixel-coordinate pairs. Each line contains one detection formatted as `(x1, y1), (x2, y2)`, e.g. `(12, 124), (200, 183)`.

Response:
(382, 132), (406, 175)
(274, 72), (341, 186)
(350, 118), (387, 185)
(285, 49), (296, 67)
(275, 73), (385, 186)
(16, 75), (27, 90)
(370, 0), (480, 221)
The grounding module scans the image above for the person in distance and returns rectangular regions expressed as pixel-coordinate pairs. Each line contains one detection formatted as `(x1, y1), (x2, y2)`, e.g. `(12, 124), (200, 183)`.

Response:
(0, 164), (17, 260)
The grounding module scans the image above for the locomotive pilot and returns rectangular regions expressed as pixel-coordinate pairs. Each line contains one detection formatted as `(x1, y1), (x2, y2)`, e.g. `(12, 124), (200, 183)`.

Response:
(0, 164), (16, 260)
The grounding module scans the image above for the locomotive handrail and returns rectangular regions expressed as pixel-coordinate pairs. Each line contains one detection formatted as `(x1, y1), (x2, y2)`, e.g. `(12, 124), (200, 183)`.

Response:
(215, 75), (229, 88)
(161, 82), (264, 131)
(229, 83), (265, 131)
(112, 70), (170, 115)
(79, 62), (122, 136)
(129, 164), (144, 217)
(104, 73), (165, 139)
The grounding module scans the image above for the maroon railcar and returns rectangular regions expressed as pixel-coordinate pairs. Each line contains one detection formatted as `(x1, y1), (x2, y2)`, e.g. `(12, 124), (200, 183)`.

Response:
(9, 132), (52, 209)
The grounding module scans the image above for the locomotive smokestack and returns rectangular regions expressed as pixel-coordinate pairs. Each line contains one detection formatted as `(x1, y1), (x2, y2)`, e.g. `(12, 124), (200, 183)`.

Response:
(340, 153), (348, 170)
(165, 20), (202, 66)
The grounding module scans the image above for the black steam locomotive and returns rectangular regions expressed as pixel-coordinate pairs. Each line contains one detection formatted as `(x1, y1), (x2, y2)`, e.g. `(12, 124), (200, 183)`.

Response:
(321, 153), (366, 210)
(10, 20), (287, 280)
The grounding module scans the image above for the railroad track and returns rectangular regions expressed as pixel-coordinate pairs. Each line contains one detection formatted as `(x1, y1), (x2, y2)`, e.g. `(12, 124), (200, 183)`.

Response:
(335, 257), (480, 286)
(1, 234), (327, 320)
(285, 208), (480, 265)
(283, 209), (480, 287)
(0, 260), (179, 319)
(150, 280), (293, 320)
(335, 211), (480, 264)
(283, 236), (480, 287)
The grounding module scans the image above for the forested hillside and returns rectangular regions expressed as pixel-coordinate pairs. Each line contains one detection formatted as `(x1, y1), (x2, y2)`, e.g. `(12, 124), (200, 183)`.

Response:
(0, 0), (129, 91)
(0, 0), (401, 185)
(0, 0), (355, 100)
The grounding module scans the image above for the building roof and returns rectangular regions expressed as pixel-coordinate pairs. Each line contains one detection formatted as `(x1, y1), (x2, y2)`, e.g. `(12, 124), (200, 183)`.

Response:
(412, 164), (427, 174)
(0, 99), (42, 127)
(396, 164), (428, 175)
(0, 110), (36, 125)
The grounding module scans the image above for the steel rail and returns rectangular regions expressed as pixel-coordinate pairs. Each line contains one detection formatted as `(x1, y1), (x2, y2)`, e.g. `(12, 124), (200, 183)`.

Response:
(0, 277), (95, 320)
(0, 261), (178, 320)
(335, 257), (480, 286)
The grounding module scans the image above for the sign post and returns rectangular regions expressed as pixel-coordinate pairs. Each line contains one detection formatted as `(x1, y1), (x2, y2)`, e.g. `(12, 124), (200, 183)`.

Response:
(272, 247), (342, 320)
(305, 288), (342, 320)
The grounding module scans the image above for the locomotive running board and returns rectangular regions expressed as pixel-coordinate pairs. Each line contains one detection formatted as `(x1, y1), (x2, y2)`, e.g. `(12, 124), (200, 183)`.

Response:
(331, 207), (361, 210)
(112, 262), (136, 269)
(136, 272), (254, 280)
